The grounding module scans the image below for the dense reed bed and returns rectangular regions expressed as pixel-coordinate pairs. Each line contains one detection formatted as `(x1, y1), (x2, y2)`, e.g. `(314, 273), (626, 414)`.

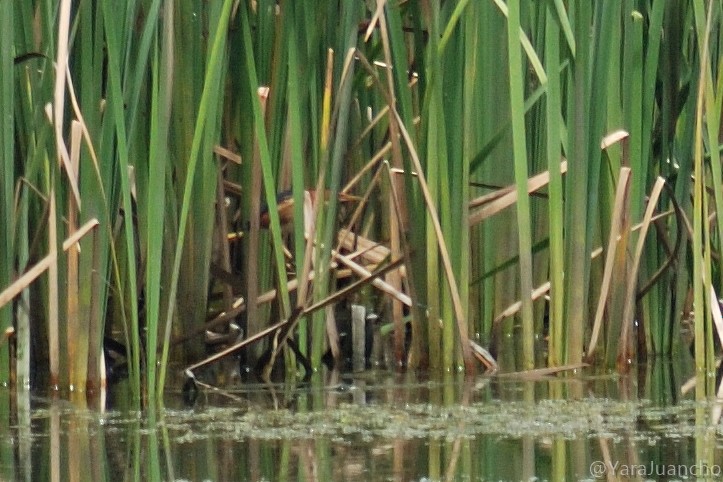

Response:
(1, 0), (722, 403)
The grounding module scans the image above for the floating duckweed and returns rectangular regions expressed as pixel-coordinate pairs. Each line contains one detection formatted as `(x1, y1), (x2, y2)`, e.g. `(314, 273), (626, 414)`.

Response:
(139, 397), (720, 444)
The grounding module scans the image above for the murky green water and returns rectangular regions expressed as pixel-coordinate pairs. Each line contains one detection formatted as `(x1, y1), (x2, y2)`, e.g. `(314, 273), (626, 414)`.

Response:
(3, 359), (723, 481)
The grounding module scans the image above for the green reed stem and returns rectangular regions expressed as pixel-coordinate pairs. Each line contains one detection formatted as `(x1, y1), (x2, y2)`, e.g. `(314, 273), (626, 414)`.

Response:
(0, 0), (14, 384)
(159, 0), (235, 394)
(506, 0), (535, 369)
(545, 4), (564, 366)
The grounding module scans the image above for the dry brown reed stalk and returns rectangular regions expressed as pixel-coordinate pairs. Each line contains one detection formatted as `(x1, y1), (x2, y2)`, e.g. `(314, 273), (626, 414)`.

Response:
(393, 110), (476, 372)
(586, 167), (632, 361)
(618, 177), (666, 369)
(47, 193), (59, 386)
(468, 160), (568, 225)
(0, 219), (100, 309)
(185, 257), (405, 376)
(493, 282), (551, 324)
(495, 363), (589, 379)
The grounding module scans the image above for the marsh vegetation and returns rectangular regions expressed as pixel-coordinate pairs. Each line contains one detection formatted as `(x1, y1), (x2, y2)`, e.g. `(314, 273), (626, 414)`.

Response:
(1, 0), (723, 409)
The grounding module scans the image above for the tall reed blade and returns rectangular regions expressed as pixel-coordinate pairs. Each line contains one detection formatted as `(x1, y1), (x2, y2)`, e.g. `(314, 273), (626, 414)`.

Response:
(159, 0), (236, 394)
(147, 0), (173, 399)
(0, 0), (14, 384)
(691, 0), (715, 372)
(103, 0), (142, 400)
(285, 16), (308, 356)
(506, 0), (535, 369)
(241, 3), (291, 320)
(544, 4), (565, 366)
(422, 1), (451, 371)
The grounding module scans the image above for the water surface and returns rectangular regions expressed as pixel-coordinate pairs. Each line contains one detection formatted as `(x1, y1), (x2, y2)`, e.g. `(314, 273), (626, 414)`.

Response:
(3, 359), (723, 481)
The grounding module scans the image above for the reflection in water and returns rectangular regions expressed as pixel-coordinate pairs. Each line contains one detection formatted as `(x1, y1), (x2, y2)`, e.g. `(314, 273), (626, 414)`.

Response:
(3, 359), (723, 481)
